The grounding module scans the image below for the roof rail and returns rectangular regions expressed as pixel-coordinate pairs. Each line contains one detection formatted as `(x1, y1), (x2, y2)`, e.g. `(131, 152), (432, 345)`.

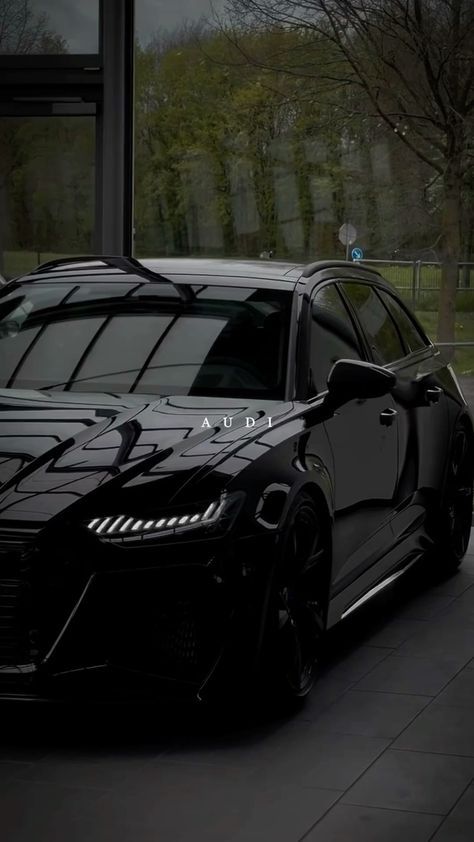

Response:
(32, 254), (155, 277)
(301, 259), (382, 279)
(29, 254), (193, 302)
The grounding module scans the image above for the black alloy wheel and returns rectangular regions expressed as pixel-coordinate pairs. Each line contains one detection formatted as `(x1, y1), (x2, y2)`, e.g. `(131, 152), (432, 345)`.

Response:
(437, 420), (474, 570)
(266, 493), (329, 700)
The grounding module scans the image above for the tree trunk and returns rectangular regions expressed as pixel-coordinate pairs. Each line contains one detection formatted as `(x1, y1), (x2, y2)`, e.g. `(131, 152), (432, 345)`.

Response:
(213, 153), (237, 255)
(294, 138), (314, 260)
(437, 166), (462, 344)
(461, 186), (474, 288)
(252, 148), (279, 255)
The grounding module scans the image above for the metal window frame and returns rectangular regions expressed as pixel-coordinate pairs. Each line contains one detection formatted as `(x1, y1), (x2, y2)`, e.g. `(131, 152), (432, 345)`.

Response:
(0, 0), (134, 259)
(0, 0), (102, 66)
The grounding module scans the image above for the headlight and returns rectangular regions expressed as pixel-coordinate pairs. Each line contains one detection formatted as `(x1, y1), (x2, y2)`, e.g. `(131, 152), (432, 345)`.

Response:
(86, 493), (242, 543)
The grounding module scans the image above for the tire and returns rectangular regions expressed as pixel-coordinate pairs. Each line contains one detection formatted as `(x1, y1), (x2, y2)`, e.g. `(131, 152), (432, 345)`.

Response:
(435, 420), (473, 572)
(261, 493), (330, 703)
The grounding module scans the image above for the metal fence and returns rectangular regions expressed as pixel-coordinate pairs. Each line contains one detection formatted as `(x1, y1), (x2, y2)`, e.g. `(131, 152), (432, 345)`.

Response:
(359, 259), (474, 309)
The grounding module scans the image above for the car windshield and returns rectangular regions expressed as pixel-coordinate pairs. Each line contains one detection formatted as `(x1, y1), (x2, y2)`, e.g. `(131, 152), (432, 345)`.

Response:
(0, 280), (292, 399)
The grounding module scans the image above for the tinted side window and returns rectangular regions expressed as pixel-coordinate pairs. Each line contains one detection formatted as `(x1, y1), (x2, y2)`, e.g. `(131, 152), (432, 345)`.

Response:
(310, 284), (363, 394)
(342, 283), (404, 365)
(377, 289), (428, 354)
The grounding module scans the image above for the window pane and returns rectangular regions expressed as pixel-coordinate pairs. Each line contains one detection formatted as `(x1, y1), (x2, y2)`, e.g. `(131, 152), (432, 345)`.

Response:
(0, 284), (77, 383)
(70, 315), (174, 392)
(0, 325), (42, 383)
(0, 1), (99, 54)
(343, 283), (404, 365)
(138, 316), (227, 390)
(378, 290), (428, 354)
(310, 284), (363, 394)
(134, 0), (474, 382)
(13, 317), (106, 389)
(0, 117), (95, 280)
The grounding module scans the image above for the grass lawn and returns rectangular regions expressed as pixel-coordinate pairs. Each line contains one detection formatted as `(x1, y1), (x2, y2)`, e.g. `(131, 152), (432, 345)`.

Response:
(415, 310), (474, 376)
(368, 262), (438, 290)
(3, 251), (68, 278)
(363, 260), (473, 292)
(362, 262), (474, 376)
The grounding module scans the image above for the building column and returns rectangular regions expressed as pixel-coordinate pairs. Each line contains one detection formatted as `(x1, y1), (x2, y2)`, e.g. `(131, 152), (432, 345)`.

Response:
(96, 0), (135, 255)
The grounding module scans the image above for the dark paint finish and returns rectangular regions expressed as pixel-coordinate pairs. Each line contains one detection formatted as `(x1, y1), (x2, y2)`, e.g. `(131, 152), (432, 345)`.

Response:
(0, 257), (471, 702)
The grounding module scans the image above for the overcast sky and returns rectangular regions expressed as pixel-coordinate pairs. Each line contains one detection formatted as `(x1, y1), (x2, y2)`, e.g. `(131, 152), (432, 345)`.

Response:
(136, 0), (227, 44)
(33, 1), (227, 51)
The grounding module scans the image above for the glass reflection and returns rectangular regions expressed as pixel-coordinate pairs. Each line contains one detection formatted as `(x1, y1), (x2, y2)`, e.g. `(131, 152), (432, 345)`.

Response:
(0, 0), (99, 54)
(133, 0), (434, 263)
(0, 281), (292, 398)
(133, 0), (474, 380)
(0, 117), (95, 279)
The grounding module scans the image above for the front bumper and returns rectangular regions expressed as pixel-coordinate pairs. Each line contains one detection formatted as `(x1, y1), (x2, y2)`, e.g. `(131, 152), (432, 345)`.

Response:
(0, 528), (277, 702)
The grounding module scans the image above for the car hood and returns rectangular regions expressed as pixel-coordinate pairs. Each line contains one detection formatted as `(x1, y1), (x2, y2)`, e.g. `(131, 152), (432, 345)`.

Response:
(0, 389), (289, 528)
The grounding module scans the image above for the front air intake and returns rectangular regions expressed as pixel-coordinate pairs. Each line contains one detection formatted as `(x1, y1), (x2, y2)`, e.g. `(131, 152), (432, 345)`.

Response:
(0, 579), (32, 665)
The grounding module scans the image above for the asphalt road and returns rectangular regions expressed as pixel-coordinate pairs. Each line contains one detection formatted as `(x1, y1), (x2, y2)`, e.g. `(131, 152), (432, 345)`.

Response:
(2, 537), (474, 841)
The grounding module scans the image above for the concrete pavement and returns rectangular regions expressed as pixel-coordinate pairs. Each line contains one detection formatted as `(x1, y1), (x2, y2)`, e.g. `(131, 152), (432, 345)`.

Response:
(3, 538), (474, 840)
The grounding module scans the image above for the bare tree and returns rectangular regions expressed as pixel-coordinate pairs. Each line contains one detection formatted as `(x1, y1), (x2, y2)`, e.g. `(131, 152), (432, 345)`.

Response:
(0, 0), (67, 53)
(225, 0), (474, 340)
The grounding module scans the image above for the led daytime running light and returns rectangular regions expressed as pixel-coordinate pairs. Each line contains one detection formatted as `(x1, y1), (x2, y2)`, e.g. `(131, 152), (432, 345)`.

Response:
(87, 498), (225, 539)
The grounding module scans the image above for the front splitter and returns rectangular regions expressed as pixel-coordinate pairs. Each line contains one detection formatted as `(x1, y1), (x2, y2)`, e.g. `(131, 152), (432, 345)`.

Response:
(0, 662), (206, 704)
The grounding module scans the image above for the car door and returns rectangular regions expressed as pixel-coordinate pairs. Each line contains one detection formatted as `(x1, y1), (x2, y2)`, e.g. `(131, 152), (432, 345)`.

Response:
(375, 287), (450, 533)
(307, 281), (402, 593)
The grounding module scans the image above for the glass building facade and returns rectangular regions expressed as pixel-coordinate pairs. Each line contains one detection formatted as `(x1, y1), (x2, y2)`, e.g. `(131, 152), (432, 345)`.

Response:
(0, 0), (473, 363)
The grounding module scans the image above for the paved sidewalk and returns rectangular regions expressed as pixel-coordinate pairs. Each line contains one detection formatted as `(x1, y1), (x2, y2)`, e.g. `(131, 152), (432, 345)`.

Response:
(3, 538), (474, 841)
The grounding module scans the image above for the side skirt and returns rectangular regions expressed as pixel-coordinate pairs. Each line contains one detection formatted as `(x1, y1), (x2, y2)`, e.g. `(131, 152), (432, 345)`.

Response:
(340, 556), (420, 620)
(326, 530), (432, 629)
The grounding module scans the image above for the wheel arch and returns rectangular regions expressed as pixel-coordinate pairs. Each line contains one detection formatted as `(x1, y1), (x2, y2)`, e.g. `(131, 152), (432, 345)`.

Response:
(296, 481), (333, 536)
(250, 482), (334, 697)
(456, 410), (474, 438)
(297, 482), (333, 608)
(442, 410), (474, 501)
(279, 482), (334, 621)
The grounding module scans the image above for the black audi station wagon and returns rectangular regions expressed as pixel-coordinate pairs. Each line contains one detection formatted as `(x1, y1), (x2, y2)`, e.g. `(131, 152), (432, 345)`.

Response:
(0, 256), (472, 703)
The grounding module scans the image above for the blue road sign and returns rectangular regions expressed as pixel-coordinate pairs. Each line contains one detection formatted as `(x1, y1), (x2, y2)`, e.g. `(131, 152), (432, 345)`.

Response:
(351, 247), (364, 260)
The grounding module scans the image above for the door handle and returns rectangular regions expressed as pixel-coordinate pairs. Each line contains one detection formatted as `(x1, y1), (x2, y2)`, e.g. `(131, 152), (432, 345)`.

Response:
(426, 386), (443, 404)
(380, 408), (398, 427)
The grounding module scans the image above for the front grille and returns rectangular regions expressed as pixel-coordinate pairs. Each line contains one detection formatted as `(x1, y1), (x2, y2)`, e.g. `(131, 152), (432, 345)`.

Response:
(0, 579), (32, 665)
(0, 530), (37, 554)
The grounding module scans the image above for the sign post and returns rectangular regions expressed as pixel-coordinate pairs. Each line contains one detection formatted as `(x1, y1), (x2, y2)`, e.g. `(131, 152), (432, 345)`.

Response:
(338, 223), (357, 260)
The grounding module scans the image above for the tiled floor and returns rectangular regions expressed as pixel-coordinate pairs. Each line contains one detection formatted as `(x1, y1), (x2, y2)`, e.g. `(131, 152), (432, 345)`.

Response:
(3, 538), (474, 841)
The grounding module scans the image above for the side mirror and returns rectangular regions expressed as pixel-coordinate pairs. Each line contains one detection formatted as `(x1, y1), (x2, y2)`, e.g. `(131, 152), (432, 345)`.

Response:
(326, 359), (396, 405)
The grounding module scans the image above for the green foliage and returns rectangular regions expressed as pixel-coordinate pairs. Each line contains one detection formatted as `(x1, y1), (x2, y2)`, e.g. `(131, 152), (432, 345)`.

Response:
(132, 24), (467, 261)
(2, 20), (473, 281)
(0, 116), (94, 270)
(134, 27), (331, 257)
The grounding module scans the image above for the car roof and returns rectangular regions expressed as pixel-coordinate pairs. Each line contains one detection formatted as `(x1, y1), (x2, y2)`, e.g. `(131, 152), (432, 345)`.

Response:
(12, 255), (388, 291)
(142, 257), (303, 282)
